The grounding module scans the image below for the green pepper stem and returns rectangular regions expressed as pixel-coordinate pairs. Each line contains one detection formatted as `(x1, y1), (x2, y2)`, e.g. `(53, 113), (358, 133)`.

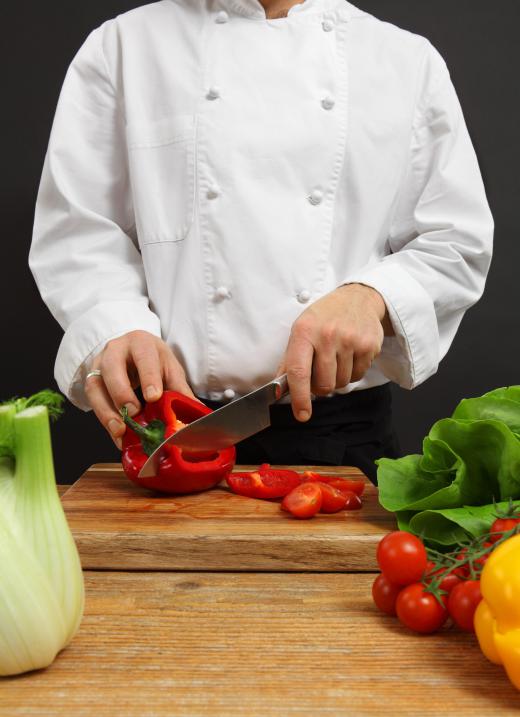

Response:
(120, 407), (166, 456)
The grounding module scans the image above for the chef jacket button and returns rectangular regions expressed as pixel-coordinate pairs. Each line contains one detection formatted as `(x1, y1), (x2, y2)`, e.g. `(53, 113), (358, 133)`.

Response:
(206, 86), (220, 100)
(223, 388), (236, 400)
(308, 188), (324, 205)
(207, 185), (220, 199)
(321, 96), (335, 110)
(215, 10), (229, 23)
(322, 18), (335, 32)
(297, 289), (311, 304)
(215, 286), (231, 300)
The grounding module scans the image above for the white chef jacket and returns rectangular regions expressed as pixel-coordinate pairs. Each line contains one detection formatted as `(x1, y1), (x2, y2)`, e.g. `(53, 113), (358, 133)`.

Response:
(29, 0), (494, 411)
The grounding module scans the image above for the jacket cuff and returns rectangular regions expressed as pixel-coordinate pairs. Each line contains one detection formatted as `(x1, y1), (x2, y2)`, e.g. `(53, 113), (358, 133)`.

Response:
(342, 262), (440, 389)
(54, 300), (162, 410)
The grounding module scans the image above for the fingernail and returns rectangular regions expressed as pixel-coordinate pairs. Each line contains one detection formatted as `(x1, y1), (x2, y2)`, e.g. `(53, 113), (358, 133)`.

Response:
(114, 437), (122, 450)
(144, 385), (160, 401)
(125, 402), (140, 417)
(298, 410), (310, 422)
(108, 418), (122, 436)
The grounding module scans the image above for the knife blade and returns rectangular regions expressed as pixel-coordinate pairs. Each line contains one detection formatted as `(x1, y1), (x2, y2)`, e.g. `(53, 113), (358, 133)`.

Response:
(138, 374), (289, 478)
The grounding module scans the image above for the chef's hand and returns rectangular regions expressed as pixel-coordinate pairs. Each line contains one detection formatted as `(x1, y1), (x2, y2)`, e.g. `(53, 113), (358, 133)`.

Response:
(276, 284), (393, 422)
(84, 330), (198, 448)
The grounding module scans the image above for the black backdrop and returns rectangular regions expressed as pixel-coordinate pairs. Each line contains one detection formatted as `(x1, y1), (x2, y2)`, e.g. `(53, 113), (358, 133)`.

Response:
(2, 1), (518, 482)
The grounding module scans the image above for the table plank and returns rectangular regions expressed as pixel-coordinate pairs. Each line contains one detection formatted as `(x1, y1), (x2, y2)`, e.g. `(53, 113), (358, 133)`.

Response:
(62, 464), (396, 571)
(0, 572), (516, 716)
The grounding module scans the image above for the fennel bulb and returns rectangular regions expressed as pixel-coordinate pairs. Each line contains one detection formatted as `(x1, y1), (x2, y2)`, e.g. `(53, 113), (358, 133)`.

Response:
(0, 392), (84, 676)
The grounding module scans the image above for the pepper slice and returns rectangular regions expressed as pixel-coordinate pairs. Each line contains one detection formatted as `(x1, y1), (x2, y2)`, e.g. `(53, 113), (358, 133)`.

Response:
(121, 391), (236, 494)
(302, 471), (366, 496)
(226, 464), (302, 499)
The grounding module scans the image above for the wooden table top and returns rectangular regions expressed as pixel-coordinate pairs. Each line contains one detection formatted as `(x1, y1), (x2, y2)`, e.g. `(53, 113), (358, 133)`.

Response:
(62, 464), (395, 571)
(1, 572), (517, 716)
(2, 466), (519, 715)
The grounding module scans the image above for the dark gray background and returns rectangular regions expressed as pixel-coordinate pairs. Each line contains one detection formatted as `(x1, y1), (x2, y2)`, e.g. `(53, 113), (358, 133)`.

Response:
(2, 1), (517, 482)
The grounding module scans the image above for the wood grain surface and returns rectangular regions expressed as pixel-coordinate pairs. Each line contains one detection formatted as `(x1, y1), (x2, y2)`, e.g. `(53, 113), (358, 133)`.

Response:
(1, 572), (517, 717)
(62, 464), (396, 571)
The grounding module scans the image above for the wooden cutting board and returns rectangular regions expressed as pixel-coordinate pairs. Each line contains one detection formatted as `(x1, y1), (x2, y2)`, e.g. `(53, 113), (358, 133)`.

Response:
(62, 464), (396, 571)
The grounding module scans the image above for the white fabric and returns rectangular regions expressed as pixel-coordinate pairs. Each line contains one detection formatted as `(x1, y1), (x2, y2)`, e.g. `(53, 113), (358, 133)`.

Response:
(29, 0), (494, 410)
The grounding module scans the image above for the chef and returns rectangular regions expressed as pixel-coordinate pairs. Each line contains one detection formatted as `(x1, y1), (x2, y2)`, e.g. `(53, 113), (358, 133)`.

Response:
(29, 0), (493, 482)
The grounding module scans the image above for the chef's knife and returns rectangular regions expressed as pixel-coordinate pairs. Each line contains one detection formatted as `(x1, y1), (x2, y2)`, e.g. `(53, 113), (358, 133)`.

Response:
(138, 374), (289, 478)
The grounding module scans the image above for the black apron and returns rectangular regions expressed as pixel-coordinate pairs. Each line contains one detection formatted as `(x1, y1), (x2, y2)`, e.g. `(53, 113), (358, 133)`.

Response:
(200, 383), (401, 485)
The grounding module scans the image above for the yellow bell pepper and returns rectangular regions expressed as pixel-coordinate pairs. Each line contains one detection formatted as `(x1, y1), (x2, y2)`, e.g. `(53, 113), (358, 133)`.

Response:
(475, 533), (520, 689)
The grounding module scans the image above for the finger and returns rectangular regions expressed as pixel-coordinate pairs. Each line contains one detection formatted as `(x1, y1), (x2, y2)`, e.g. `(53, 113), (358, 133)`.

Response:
(284, 332), (315, 422)
(84, 376), (125, 449)
(335, 350), (353, 388)
(100, 347), (142, 417)
(351, 353), (373, 383)
(131, 339), (164, 402)
(311, 339), (337, 396)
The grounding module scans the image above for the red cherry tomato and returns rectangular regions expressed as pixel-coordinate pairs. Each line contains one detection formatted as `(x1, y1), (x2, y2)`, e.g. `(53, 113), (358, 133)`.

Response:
(281, 482), (323, 519)
(226, 468), (301, 499)
(489, 518), (520, 543)
(315, 483), (347, 513)
(474, 540), (494, 570)
(302, 472), (365, 496)
(396, 583), (448, 634)
(372, 573), (402, 616)
(343, 491), (363, 511)
(437, 572), (462, 594)
(376, 531), (428, 586)
(452, 548), (470, 578)
(447, 580), (482, 632)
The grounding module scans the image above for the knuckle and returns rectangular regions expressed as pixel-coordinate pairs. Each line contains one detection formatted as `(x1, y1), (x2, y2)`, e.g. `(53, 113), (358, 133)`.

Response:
(319, 323), (338, 346)
(292, 316), (314, 338)
(339, 330), (355, 348)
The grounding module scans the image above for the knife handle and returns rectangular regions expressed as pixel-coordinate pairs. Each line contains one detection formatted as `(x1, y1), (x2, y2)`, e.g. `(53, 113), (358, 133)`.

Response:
(273, 374), (289, 401)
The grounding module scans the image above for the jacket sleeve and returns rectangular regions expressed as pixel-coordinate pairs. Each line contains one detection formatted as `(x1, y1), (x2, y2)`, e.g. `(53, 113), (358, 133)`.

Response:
(29, 24), (161, 410)
(342, 42), (494, 390)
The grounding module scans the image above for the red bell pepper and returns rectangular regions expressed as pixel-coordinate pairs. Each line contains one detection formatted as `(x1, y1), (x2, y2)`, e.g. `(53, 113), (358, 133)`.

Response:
(120, 391), (235, 494)
(226, 463), (302, 499)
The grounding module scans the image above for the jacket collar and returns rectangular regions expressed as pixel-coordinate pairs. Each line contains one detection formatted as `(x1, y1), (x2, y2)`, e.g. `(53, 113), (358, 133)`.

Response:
(216, 0), (356, 20)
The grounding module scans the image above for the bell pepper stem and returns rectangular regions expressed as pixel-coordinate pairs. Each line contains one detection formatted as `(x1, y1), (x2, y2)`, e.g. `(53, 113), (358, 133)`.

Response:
(120, 407), (166, 456)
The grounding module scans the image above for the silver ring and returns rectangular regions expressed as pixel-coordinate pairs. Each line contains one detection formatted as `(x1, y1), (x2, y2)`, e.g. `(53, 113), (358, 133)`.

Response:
(85, 369), (102, 381)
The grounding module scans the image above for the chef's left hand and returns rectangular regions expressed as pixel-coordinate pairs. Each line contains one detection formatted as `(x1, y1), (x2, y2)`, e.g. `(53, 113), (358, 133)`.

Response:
(276, 283), (393, 422)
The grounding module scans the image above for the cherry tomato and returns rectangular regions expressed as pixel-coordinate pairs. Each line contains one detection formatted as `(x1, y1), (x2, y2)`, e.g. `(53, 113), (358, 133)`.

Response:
(447, 580), (482, 632)
(452, 548), (470, 578)
(437, 572), (462, 594)
(489, 518), (520, 543)
(302, 472), (365, 496)
(343, 491), (363, 511)
(376, 531), (427, 586)
(424, 566), (462, 594)
(396, 583), (448, 634)
(372, 573), (402, 616)
(281, 482), (323, 519)
(226, 468), (301, 499)
(474, 540), (494, 570)
(315, 482), (347, 513)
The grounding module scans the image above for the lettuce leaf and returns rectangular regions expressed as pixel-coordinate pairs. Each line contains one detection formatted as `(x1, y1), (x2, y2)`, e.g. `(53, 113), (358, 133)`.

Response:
(377, 386), (520, 546)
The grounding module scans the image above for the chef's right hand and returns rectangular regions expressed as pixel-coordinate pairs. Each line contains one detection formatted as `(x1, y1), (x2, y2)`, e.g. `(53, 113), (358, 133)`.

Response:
(84, 330), (198, 449)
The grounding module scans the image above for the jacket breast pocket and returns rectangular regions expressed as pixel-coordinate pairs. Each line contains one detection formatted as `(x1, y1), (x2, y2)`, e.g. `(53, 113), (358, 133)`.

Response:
(126, 114), (196, 245)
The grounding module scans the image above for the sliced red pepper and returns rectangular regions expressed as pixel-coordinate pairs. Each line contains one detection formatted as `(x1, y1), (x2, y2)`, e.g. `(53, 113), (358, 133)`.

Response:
(121, 391), (235, 494)
(226, 464), (301, 500)
(302, 471), (365, 496)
